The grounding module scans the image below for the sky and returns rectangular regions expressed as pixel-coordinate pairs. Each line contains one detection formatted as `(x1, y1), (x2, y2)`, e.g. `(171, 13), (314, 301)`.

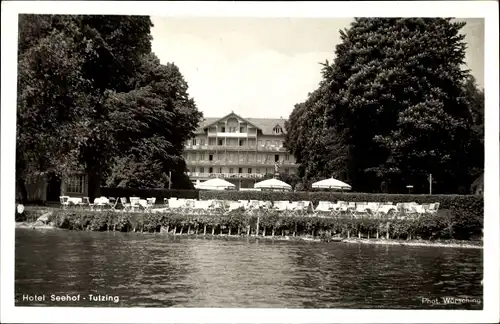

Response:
(151, 17), (484, 119)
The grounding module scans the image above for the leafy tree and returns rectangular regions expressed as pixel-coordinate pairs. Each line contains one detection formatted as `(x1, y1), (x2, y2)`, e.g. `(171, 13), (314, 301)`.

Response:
(105, 54), (202, 189)
(17, 15), (201, 201)
(16, 15), (94, 201)
(286, 18), (483, 194)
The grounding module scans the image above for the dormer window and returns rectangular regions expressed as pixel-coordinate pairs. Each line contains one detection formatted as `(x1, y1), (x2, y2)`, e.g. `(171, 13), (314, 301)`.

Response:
(273, 125), (283, 134)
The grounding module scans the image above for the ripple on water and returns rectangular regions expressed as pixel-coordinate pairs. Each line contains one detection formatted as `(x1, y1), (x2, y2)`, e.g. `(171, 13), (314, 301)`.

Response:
(15, 229), (483, 309)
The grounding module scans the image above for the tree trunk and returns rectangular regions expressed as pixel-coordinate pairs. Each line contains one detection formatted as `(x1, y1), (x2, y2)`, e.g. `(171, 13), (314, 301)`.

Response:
(263, 227), (266, 237)
(247, 225), (250, 236)
(212, 227), (215, 235)
(204, 225), (207, 235)
(256, 217), (260, 237)
(16, 177), (28, 204)
(188, 225), (191, 235)
(238, 226), (241, 235)
(272, 228), (275, 237)
(312, 229), (315, 237)
(229, 227), (232, 236)
(87, 171), (101, 201)
(358, 231), (361, 239)
(376, 230), (379, 239)
(173, 226), (177, 235)
(294, 223), (297, 237)
(367, 232), (370, 239)
(348, 231), (350, 239)
(166, 225), (169, 234)
(386, 222), (390, 239)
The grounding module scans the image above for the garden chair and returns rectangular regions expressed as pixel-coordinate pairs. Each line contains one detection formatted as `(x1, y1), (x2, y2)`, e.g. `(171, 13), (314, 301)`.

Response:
(366, 202), (381, 217)
(129, 197), (140, 212)
(78, 197), (92, 210)
(354, 202), (369, 218)
(108, 197), (119, 211)
(145, 198), (156, 213)
(313, 201), (332, 217)
(428, 202), (440, 214)
(59, 196), (70, 209)
(120, 197), (131, 212)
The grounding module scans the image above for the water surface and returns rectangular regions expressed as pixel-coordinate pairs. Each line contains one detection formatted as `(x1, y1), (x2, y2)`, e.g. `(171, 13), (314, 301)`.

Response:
(15, 229), (483, 309)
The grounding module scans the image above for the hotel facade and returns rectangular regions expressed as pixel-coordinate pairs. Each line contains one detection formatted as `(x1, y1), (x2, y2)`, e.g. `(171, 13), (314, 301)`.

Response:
(184, 112), (298, 189)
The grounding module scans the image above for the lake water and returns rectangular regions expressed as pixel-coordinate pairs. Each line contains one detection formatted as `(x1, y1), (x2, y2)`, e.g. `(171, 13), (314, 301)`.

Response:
(15, 228), (483, 309)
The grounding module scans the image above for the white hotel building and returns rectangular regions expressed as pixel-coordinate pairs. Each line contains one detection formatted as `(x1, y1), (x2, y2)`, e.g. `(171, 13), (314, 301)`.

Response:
(184, 112), (298, 189)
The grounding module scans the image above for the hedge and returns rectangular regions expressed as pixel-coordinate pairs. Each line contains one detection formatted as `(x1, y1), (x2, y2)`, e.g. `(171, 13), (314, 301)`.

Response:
(100, 188), (200, 201)
(27, 207), (482, 241)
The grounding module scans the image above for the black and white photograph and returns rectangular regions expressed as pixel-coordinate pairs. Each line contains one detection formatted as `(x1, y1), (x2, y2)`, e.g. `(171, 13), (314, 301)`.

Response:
(1, 1), (499, 323)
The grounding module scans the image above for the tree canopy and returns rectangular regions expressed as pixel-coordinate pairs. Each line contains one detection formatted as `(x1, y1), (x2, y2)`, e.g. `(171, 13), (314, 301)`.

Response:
(17, 14), (201, 200)
(285, 18), (484, 194)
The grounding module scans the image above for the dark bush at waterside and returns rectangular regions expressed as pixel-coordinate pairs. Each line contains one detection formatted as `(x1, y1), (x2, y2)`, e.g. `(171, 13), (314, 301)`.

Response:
(43, 207), (483, 241)
(100, 188), (200, 201)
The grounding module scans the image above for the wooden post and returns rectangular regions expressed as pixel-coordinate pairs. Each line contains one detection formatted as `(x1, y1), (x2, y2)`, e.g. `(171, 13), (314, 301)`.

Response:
(204, 225), (207, 235)
(256, 216), (260, 237)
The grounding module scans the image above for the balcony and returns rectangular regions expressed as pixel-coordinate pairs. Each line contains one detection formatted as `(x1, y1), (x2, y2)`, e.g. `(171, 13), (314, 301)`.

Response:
(185, 144), (287, 152)
(187, 172), (265, 179)
(186, 160), (297, 166)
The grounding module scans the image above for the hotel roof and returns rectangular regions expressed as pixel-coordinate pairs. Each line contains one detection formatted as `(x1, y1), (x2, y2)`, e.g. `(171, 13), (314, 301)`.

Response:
(195, 112), (288, 135)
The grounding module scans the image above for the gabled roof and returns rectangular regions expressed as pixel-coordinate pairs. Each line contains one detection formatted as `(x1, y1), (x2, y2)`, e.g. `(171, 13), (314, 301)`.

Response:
(194, 113), (288, 135)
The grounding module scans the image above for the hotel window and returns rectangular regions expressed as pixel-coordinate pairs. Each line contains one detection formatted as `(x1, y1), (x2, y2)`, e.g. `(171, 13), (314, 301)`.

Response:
(192, 138), (197, 145)
(248, 168), (252, 174)
(258, 140), (263, 147)
(221, 126), (226, 132)
(273, 126), (282, 134)
(238, 168), (243, 174)
(209, 167), (213, 173)
(275, 155), (279, 162)
(218, 139), (223, 146)
(199, 153), (205, 161)
(266, 140), (270, 147)
(285, 154), (289, 161)
(200, 167), (205, 173)
(239, 139), (244, 146)
(240, 126), (245, 133)
(218, 167), (222, 173)
(209, 154), (213, 161)
(256, 168), (261, 174)
(67, 175), (85, 194)
(200, 139), (205, 146)
(229, 126), (236, 133)
(229, 168), (234, 174)
(209, 138), (216, 145)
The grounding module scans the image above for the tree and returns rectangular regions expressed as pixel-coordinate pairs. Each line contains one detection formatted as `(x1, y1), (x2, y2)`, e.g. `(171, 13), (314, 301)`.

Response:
(16, 15), (94, 202)
(286, 18), (483, 194)
(105, 54), (202, 189)
(17, 15), (201, 201)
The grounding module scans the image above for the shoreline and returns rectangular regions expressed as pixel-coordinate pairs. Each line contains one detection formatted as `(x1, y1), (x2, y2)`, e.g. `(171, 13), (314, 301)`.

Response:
(16, 222), (482, 249)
